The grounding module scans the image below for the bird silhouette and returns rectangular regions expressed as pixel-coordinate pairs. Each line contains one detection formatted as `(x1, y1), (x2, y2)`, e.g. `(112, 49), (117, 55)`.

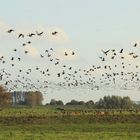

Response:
(22, 43), (26, 46)
(7, 29), (14, 33)
(52, 31), (58, 35)
(72, 51), (75, 55)
(102, 49), (110, 55)
(28, 33), (35, 37)
(27, 41), (31, 44)
(18, 34), (24, 38)
(36, 31), (44, 36)
(134, 43), (137, 47)
(65, 52), (68, 56)
(25, 51), (28, 54)
(120, 49), (123, 53)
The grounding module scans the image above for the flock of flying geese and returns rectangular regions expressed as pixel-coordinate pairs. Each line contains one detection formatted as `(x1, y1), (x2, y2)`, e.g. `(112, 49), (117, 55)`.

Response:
(0, 28), (140, 93)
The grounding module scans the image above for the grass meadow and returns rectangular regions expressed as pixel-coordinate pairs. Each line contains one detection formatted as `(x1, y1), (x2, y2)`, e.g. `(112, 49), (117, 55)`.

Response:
(0, 106), (139, 140)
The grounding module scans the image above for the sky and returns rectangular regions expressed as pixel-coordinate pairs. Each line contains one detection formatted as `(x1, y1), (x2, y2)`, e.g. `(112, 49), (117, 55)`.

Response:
(0, 0), (140, 103)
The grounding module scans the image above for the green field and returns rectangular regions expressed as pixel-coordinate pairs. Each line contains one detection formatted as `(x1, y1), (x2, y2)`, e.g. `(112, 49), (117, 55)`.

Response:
(0, 106), (139, 140)
(0, 123), (140, 140)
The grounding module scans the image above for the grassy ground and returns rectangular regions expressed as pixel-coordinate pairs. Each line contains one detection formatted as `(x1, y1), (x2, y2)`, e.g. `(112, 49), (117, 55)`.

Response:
(0, 123), (140, 140)
(0, 106), (139, 140)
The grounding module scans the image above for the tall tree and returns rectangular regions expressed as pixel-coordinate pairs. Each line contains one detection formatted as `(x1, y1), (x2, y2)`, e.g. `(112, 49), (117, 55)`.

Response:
(0, 85), (11, 107)
(122, 96), (133, 109)
(25, 91), (43, 106)
(96, 96), (133, 109)
(86, 100), (94, 108)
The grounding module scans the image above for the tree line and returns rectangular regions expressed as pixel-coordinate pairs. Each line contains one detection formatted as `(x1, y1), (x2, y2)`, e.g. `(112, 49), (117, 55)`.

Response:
(0, 85), (139, 109)
(47, 96), (138, 109)
(0, 85), (43, 107)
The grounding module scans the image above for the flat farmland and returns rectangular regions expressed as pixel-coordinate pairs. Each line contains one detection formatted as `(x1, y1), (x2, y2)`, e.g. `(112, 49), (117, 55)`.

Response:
(0, 106), (139, 140)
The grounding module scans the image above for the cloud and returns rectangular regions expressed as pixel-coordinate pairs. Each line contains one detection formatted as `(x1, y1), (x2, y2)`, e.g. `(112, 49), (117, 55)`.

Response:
(0, 21), (71, 59)
(24, 46), (39, 57)
(47, 27), (70, 45)
(0, 20), (10, 31)
(55, 47), (79, 61)
(0, 52), (3, 57)
(0, 20), (12, 40)
(0, 20), (70, 46)
(123, 53), (134, 61)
